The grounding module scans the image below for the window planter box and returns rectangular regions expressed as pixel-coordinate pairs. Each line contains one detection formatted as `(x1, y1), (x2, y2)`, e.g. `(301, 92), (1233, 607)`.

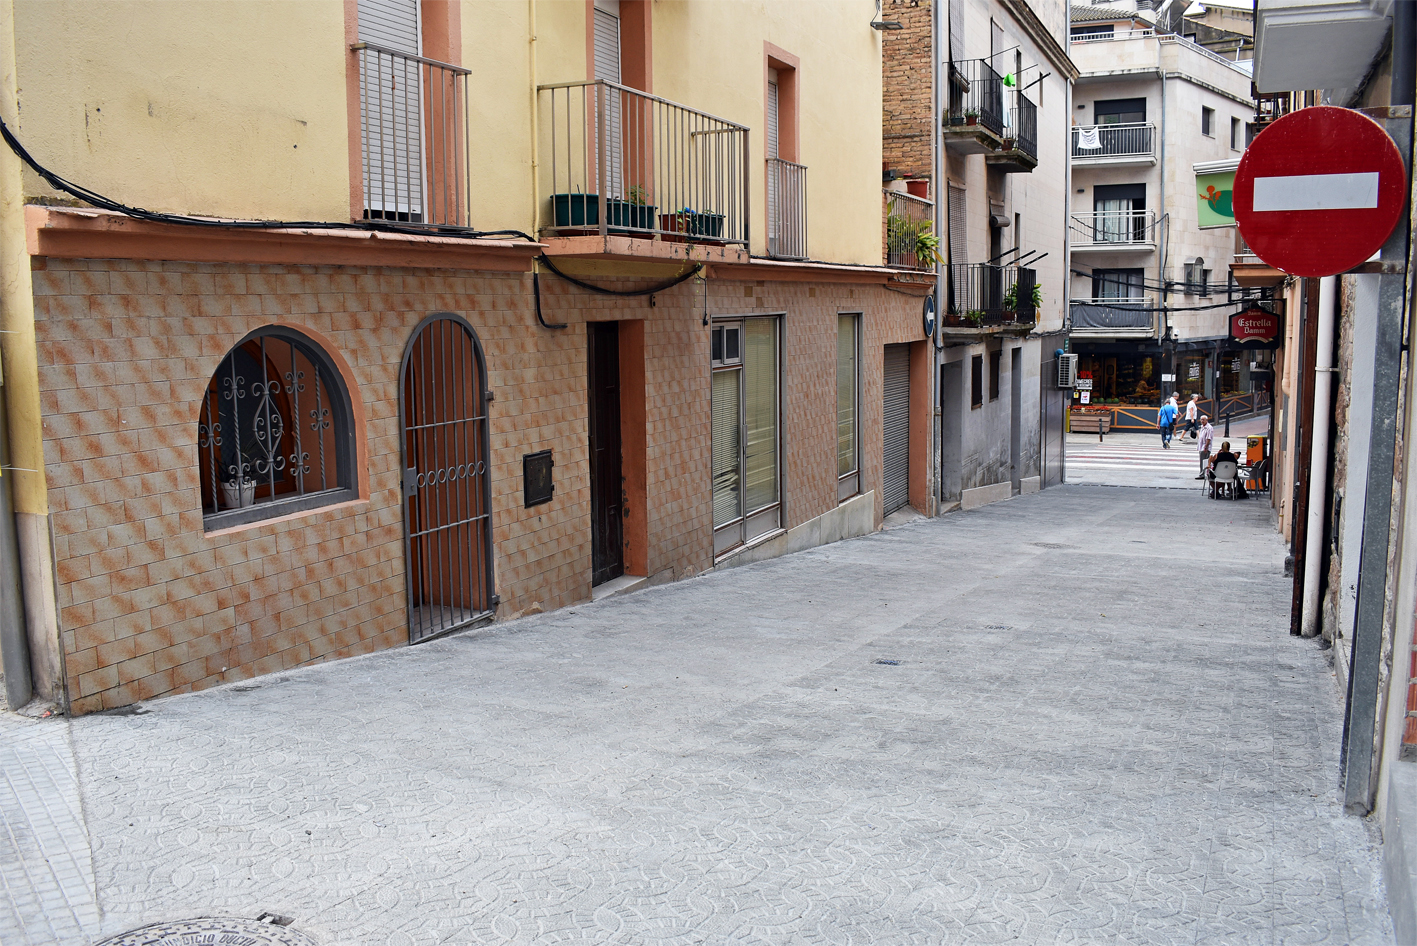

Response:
(606, 199), (656, 231)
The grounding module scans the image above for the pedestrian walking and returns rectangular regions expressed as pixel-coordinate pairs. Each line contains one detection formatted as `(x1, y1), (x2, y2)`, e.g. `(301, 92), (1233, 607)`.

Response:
(1166, 393), (1181, 441)
(1158, 397), (1177, 449)
(1195, 415), (1214, 478)
(1184, 394), (1200, 439)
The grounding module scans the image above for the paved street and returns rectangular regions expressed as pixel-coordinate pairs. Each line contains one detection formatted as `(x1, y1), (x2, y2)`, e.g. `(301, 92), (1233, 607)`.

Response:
(1068, 415), (1273, 489)
(1, 486), (1392, 945)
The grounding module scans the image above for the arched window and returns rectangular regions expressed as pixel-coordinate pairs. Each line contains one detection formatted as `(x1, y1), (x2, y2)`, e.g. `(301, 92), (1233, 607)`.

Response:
(198, 327), (356, 529)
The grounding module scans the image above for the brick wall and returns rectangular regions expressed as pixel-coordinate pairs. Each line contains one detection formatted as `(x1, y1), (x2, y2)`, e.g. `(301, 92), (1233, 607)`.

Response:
(34, 258), (922, 713)
(882, 0), (935, 183)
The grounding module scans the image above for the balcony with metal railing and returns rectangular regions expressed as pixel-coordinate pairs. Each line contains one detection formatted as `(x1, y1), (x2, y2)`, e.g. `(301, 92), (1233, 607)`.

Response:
(354, 43), (472, 228)
(1070, 210), (1158, 252)
(767, 157), (808, 260)
(536, 80), (750, 254)
(944, 58), (1007, 155)
(1069, 297), (1156, 337)
(884, 190), (935, 271)
(988, 92), (1038, 173)
(943, 263), (1037, 333)
(1070, 123), (1156, 165)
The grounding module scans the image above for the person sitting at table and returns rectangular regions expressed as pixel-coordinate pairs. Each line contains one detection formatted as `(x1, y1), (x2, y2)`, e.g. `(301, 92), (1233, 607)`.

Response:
(1208, 441), (1243, 498)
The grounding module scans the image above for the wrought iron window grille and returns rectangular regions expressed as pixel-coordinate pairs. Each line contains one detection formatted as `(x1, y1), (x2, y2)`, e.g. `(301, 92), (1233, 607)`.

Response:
(198, 327), (355, 530)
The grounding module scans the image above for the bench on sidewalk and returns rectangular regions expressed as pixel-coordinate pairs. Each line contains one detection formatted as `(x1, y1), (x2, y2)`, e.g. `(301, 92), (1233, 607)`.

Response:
(1070, 412), (1111, 440)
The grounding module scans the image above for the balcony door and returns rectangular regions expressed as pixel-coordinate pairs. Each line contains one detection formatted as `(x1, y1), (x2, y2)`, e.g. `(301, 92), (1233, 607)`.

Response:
(592, 0), (625, 200)
(1094, 183), (1145, 244)
(358, 0), (424, 222)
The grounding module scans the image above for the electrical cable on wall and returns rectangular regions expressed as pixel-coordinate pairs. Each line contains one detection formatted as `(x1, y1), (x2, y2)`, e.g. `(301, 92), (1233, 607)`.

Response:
(537, 252), (701, 297)
(0, 115), (535, 243)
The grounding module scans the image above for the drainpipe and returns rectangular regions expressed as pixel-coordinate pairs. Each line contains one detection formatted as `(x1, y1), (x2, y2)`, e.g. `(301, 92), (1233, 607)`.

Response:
(1158, 51), (1168, 368)
(931, 0), (942, 514)
(1300, 275), (1336, 637)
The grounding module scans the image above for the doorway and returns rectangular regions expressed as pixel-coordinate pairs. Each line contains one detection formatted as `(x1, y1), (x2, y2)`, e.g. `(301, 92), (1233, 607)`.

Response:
(588, 321), (624, 586)
(399, 313), (495, 644)
(1010, 347), (1022, 493)
(939, 360), (963, 504)
(882, 344), (911, 516)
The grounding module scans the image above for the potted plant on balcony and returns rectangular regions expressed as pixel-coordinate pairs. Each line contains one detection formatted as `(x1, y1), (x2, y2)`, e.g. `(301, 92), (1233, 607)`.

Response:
(965, 309), (986, 326)
(965, 108), (980, 126)
(607, 184), (656, 232)
(552, 191), (598, 228)
(915, 224), (942, 266)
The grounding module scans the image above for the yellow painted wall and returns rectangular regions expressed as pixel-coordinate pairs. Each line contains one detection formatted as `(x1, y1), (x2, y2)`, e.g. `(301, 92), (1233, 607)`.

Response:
(654, 1), (884, 264)
(11, 0), (350, 221)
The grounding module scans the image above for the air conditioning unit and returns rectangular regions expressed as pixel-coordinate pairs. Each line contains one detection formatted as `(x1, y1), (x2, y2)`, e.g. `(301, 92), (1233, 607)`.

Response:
(1058, 353), (1078, 388)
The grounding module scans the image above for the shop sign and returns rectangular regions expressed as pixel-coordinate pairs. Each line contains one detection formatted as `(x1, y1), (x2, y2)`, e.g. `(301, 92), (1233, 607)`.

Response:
(1076, 378), (1093, 391)
(1197, 170), (1236, 229)
(1187, 362), (1201, 381)
(1080, 391), (1091, 404)
(1231, 306), (1283, 347)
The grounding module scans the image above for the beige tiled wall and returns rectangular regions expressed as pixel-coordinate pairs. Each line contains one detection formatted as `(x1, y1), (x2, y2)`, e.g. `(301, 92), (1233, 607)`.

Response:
(34, 258), (922, 713)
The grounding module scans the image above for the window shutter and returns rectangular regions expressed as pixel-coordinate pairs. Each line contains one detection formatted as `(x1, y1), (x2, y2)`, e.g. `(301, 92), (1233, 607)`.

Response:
(592, 9), (625, 198)
(882, 345), (911, 516)
(357, 0), (424, 219)
(767, 76), (780, 248)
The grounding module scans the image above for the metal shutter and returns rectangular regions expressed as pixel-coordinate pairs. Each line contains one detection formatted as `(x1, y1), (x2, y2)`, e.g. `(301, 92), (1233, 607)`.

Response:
(593, 8), (624, 198)
(357, 0), (423, 219)
(882, 344), (911, 516)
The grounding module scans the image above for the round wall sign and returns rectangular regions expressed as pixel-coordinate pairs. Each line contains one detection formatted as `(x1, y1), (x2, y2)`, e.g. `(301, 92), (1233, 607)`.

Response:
(922, 293), (937, 338)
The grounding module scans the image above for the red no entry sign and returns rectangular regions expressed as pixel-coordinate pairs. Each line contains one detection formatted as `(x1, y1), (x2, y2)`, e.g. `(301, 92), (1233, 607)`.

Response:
(1233, 106), (1407, 278)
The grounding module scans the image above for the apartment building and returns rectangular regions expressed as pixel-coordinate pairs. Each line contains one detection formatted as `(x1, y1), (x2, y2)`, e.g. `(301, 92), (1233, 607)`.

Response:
(0, 0), (937, 714)
(883, 0), (1074, 509)
(1066, 2), (1263, 432)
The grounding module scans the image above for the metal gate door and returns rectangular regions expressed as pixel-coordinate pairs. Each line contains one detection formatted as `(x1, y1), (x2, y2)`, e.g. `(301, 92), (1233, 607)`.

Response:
(882, 344), (911, 515)
(399, 313), (495, 644)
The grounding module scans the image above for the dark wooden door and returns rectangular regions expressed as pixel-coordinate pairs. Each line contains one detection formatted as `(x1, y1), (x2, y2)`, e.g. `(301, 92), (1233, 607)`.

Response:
(588, 321), (624, 585)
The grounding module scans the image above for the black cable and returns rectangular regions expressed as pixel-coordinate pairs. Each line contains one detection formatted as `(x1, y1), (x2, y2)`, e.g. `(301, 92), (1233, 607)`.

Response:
(0, 114), (534, 243)
(532, 271), (567, 330)
(537, 252), (701, 297)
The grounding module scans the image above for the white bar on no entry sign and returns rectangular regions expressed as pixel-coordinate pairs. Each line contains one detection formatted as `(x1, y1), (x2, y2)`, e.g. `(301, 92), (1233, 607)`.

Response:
(1252, 172), (1380, 212)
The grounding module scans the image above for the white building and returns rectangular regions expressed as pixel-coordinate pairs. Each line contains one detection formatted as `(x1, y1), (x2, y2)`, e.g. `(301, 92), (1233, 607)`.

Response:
(1066, 2), (1259, 426)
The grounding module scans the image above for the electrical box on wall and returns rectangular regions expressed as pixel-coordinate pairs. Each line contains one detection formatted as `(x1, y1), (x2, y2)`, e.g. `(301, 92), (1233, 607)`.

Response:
(523, 450), (554, 507)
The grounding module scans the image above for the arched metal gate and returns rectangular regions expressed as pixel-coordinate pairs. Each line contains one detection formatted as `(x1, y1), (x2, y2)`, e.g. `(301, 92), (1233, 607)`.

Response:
(399, 313), (496, 643)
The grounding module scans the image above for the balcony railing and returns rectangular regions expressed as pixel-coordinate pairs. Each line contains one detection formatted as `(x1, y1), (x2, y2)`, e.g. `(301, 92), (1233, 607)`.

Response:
(885, 190), (935, 270)
(767, 157), (807, 260)
(1070, 28), (1156, 44)
(1071, 123), (1155, 161)
(537, 79), (749, 245)
(1069, 298), (1156, 334)
(1007, 92), (1038, 159)
(354, 43), (472, 228)
(946, 58), (1006, 135)
(945, 264), (1036, 328)
(1070, 210), (1157, 249)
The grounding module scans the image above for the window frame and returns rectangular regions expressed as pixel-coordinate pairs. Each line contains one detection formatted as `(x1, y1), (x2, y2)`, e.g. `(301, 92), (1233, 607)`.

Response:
(1202, 106), (1215, 137)
(711, 313), (783, 557)
(199, 325), (358, 532)
(1230, 116), (1242, 150)
(971, 354), (984, 409)
(836, 313), (861, 502)
(989, 349), (1002, 401)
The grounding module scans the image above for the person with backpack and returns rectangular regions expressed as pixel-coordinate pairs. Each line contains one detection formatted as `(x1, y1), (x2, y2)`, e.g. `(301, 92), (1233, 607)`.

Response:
(1158, 396), (1178, 449)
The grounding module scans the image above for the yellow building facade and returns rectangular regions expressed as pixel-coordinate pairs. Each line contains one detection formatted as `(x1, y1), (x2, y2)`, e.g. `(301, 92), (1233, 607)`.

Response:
(0, 0), (939, 713)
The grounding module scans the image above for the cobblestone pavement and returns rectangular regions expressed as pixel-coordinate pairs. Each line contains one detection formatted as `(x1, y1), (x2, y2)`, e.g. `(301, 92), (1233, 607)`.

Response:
(0, 485), (1394, 944)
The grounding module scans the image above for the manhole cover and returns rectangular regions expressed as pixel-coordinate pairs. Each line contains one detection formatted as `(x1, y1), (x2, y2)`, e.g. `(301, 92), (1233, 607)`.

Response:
(97, 917), (314, 946)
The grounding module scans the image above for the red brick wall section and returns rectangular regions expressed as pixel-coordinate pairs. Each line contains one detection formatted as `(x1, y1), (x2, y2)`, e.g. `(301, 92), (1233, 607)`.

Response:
(34, 259), (922, 713)
(882, 0), (934, 182)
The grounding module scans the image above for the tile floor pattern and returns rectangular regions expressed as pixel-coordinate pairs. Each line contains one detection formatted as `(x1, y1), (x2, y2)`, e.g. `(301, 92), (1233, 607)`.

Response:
(1, 486), (1395, 944)
(0, 712), (101, 944)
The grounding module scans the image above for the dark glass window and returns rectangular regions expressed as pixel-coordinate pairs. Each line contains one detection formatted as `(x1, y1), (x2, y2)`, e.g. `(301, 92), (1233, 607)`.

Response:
(1094, 97), (1146, 124)
(989, 350), (1002, 401)
(971, 354), (984, 408)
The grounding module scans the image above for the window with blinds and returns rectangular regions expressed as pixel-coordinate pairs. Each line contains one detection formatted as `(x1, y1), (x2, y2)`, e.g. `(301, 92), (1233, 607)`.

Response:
(711, 316), (780, 556)
(358, 0), (424, 221)
(837, 314), (859, 501)
(593, 6), (625, 199)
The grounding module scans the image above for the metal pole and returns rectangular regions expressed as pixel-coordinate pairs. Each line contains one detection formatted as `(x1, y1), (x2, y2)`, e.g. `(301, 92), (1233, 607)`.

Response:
(1342, 0), (1415, 812)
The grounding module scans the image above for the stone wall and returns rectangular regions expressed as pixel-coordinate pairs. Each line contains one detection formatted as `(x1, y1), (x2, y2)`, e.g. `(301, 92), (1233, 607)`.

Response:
(882, 0), (934, 183)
